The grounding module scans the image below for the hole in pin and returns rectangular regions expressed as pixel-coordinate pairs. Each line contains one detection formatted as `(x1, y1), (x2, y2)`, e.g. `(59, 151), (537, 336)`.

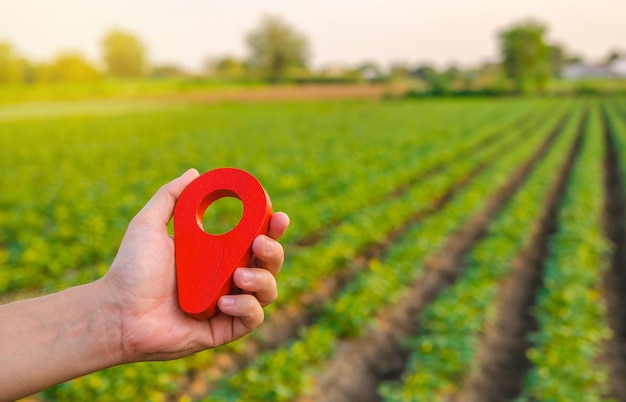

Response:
(201, 196), (244, 235)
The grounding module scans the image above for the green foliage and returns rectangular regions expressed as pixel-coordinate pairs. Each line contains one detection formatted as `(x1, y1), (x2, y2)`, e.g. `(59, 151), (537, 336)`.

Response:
(380, 104), (581, 401)
(548, 44), (567, 78)
(413, 65), (451, 95)
(43, 362), (186, 401)
(499, 19), (550, 93)
(210, 56), (249, 80)
(101, 28), (148, 78)
(0, 79), (265, 104)
(0, 41), (22, 84)
(245, 15), (310, 83)
(0, 41), (100, 86)
(1, 97), (623, 400)
(0, 98), (528, 399)
(605, 100), (626, 181)
(39, 52), (100, 83)
(518, 105), (613, 401)
(206, 99), (567, 400)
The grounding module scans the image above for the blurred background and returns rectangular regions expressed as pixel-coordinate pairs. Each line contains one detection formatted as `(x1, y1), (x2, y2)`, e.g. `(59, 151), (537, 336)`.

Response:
(1, 0), (625, 101)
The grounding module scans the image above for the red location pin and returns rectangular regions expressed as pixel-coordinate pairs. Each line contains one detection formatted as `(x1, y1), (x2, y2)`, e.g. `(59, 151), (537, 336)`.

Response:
(174, 168), (272, 320)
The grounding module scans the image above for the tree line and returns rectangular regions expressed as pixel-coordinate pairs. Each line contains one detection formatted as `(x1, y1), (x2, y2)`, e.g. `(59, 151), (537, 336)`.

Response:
(0, 29), (146, 84)
(0, 16), (623, 94)
(0, 16), (311, 85)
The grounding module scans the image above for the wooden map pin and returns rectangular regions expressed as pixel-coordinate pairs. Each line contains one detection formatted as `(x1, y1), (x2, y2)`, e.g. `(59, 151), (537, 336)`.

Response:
(174, 168), (272, 320)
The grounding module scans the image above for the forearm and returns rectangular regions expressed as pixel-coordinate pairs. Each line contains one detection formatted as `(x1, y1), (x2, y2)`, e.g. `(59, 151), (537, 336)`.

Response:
(0, 280), (121, 401)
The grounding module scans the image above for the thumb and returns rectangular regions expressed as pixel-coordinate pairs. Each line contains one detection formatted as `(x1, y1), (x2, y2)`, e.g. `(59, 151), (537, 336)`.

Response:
(131, 169), (200, 229)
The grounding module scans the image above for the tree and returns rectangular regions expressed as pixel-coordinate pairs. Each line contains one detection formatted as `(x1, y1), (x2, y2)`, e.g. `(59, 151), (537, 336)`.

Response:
(605, 49), (623, 65)
(42, 52), (100, 82)
(18, 58), (37, 84)
(101, 29), (147, 78)
(389, 62), (411, 81)
(0, 41), (21, 84)
(548, 44), (566, 78)
(412, 64), (450, 94)
(245, 15), (310, 83)
(498, 19), (550, 93)
(215, 56), (247, 78)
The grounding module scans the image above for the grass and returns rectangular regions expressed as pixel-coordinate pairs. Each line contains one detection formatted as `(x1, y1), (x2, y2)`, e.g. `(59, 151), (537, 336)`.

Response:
(0, 78), (266, 105)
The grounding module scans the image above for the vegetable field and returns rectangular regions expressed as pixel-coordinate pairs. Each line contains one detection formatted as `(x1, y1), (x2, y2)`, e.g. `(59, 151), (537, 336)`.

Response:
(2, 96), (626, 401)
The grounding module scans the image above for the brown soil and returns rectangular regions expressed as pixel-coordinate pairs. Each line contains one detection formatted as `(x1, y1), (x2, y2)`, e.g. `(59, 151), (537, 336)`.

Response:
(293, 109), (540, 249)
(293, 141), (484, 249)
(457, 111), (585, 402)
(151, 83), (408, 104)
(173, 109), (564, 400)
(174, 103), (543, 398)
(173, 140), (489, 400)
(600, 105), (626, 401)
(304, 113), (568, 402)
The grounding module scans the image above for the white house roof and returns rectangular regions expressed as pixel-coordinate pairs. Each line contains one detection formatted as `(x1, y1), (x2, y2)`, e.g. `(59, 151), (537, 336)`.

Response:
(562, 58), (626, 79)
(609, 59), (626, 76)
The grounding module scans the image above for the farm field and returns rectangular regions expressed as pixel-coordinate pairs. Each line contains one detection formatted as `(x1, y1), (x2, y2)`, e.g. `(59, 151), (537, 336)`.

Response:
(1, 96), (626, 401)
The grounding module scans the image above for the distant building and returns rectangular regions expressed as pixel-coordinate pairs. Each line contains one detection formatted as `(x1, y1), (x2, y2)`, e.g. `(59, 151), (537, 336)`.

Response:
(609, 58), (626, 77)
(562, 58), (626, 79)
(319, 62), (349, 78)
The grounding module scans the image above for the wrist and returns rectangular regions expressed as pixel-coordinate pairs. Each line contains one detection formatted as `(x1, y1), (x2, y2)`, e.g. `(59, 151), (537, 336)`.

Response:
(90, 279), (127, 366)
(0, 280), (125, 399)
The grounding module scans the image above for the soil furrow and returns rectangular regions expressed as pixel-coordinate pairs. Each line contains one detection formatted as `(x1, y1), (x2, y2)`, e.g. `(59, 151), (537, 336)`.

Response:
(600, 105), (626, 401)
(261, 162), (487, 341)
(176, 111), (566, 400)
(176, 147), (488, 399)
(293, 110), (542, 249)
(456, 111), (585, 402)
(306, 114), (569, 402)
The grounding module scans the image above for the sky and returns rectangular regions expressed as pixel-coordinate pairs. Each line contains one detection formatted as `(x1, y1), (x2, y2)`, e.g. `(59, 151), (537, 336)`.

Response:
(0, 0), (624, 71)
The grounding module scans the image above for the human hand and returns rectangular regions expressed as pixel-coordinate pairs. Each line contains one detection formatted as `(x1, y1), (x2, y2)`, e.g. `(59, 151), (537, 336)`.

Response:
(99, 169), (289, 363)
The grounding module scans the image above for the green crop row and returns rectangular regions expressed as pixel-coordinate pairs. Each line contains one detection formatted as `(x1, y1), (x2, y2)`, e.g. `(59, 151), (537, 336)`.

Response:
(164, 99), (565, 397)
(282, 106), (557, 332)
(517, 105), (613, 401)
(268, 98), (534, 245)
(274, 100), (562, 311)
(378, 104), (582, 401)
(3, 99), (544, 401)
(204, 103), (569, 401)
(605, 100), (626, 180)
(1, 97), (612, 401)
(165, 98), (557, 386)
(0, 99), (543, 295)
(278, 98), (541, 244)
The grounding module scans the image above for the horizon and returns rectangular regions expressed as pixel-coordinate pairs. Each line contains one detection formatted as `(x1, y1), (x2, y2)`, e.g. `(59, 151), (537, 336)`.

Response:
(1, 0), (625, 72)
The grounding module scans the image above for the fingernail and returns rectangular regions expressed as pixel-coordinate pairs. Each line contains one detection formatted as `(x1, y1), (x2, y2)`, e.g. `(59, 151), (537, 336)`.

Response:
(240, 269), (254, 284)
(221, 296), (236, 308)
(264, 237), (275, 253)
(182, 168), (198, 178)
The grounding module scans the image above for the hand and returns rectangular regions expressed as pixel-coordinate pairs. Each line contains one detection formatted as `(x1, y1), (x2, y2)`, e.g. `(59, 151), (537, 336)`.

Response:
(99, 169), (289, 363)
